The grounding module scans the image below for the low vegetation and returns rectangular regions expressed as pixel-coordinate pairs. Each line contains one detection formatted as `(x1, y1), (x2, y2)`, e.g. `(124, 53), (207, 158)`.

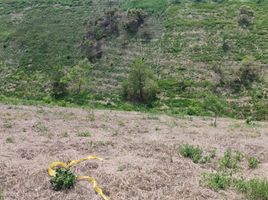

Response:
(202, 171), (231, 191)
(179, 144), (216, 164)
(77, 131), (91, 137)
(180, 143), (266, 199)
(50, 168), (76, 191)
(248, 156), (259, 169)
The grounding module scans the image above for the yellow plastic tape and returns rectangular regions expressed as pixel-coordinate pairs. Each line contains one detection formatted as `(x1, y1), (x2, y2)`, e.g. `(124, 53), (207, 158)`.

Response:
(48, 155), (109, 200)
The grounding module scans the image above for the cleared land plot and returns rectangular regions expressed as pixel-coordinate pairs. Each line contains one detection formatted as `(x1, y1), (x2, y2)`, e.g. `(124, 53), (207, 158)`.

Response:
(1, 104), (268, 199)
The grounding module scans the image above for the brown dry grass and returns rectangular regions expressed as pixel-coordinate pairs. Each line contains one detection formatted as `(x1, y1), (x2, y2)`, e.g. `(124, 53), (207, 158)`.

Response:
(1, 104), (268, 199)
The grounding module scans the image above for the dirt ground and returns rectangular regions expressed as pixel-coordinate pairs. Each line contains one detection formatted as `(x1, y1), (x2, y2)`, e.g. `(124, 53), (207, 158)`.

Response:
(1, 104), (268, 200)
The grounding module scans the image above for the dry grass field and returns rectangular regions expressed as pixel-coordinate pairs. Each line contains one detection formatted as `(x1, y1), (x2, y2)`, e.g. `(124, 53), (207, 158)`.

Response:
(1, 104), (268, 199)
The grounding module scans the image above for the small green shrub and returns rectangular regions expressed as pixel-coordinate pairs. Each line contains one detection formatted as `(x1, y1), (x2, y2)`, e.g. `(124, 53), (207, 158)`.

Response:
(233, 178), (248, 193)
(202, 172), (231, 191)
(248, 156), (259, 169)
(200, 149), (217, 164)
(50, 168), (76, 191)
(180, 144), (216, 164)
(179, 144), (202, 163)
(219, 149), (238, 170)
(235, 151), (243, 162)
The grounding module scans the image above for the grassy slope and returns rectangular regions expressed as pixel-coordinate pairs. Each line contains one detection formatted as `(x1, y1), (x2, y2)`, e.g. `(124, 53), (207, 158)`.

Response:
(0, 0), (268, 119)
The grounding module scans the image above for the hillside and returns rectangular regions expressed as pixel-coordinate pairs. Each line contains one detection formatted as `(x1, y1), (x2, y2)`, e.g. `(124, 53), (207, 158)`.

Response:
(1, 104), (268, 199)
(0, 0), (268, 120)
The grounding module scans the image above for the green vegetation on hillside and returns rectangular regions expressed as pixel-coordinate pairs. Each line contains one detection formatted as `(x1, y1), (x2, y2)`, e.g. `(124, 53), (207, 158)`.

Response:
(0, 0), (268, 120)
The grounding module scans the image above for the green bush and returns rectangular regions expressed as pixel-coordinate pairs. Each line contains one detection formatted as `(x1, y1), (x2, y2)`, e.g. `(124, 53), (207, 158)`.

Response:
(219, 149), (238, 170)
(179, 144), (203, 163)
(248, 156), (259, 169)
(50, 168), (76, 191)
(235, 151), (244, 162)
(235, 178), (268, 200)
(202, 172), (231, 191)
(122, 59), (159, 104)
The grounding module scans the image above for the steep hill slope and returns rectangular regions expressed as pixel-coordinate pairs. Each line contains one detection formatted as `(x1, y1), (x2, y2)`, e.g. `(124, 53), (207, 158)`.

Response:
(0, 0), (268, 120)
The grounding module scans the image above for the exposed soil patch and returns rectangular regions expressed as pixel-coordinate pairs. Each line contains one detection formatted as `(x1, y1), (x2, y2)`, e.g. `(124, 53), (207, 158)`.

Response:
(1, 104), (268, 199)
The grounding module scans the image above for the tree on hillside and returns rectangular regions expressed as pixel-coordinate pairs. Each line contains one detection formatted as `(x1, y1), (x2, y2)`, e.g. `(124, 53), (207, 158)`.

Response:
(61, 59), (93, 95)
(122, 58), (159, 104)
(203, 94), (225, 127)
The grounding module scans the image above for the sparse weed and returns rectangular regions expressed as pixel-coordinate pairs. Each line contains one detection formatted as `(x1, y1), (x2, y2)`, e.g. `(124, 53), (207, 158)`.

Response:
(118, 120), (125, 127)
(112, 129), (119, 136)
(248, 156), (259, 169)
(235, 151), (244, 162)
(88, 140), (113, 149)
(62, 132), (69, 138)
(117, 165), (126, 172)
(77, 131), (91, 137)
(5, 137), (14, 143)
(147, 114), (159, 120)
(155, 127), (161, 131)
(3, 122), (12, 129)
(0, 191), (3, 200)
(86, 109), (95, 122)
(33, 122), (48, 134)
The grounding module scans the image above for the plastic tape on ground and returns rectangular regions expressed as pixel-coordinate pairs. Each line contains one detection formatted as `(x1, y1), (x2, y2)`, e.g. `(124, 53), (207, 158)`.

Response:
(48, 155), (109, 200)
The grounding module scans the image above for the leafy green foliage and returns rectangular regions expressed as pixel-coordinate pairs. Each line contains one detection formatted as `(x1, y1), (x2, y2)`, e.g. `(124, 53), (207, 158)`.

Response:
(234, 178), (268, 200)
(180, 144), (203, 163)
(219, 149), (238, 170)
(202, 172), (231, 191)
(235, 150), (243, 162)
(179, 144), (216, 164)
(248, 156), (259, 169)
(122, 59), (159, 104)
(61, 59), (93, 95)
(200, 149), (217, 164)
(50, 168), (76, 191)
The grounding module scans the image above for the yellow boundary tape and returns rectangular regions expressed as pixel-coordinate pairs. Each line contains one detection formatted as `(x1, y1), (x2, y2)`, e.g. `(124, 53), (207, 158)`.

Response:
(48, 155), (109, 200)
